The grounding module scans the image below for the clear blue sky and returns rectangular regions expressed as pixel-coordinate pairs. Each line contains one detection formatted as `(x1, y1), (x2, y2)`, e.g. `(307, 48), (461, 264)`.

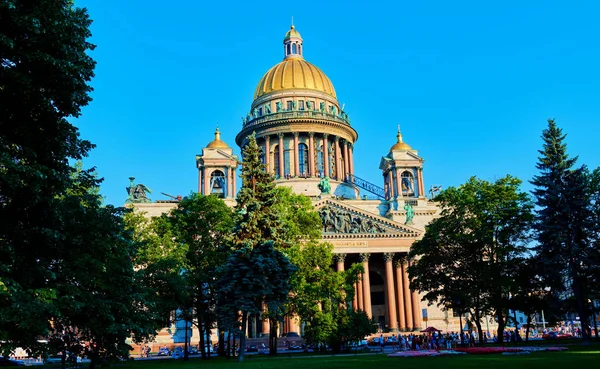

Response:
(75, 0), (600, 206)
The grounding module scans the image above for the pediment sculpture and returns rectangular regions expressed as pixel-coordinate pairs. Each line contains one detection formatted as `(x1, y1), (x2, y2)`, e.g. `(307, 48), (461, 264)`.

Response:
(318, 205), (387, 234)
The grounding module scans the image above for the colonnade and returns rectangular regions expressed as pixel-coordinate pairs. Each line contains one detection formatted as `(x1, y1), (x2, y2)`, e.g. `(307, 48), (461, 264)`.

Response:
(261, 133), (354, 180)
(338, 252), (423, 332)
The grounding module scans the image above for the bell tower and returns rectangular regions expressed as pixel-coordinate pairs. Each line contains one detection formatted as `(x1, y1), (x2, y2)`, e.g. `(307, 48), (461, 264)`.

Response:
(196, 128), (239, 201)
(380, 127), (426, 205)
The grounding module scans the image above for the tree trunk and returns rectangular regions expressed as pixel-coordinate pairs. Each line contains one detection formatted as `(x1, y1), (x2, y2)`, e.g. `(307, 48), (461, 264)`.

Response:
(219, 330), (225, 356)
(205, 314), (211, 359)
(269, 319), (278, 355)
(198, 308), (206, 359)
(226, 331), (231, 358)
(572, 275), (590, 342)
(459, 314), (464, 346)
(497, 310), (506, 344)
(238, 312), (247, 362)
(474, 318), (483, 346)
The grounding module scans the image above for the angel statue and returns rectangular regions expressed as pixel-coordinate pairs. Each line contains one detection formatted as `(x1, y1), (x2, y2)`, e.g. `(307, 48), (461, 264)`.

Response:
(126, 177), (152, 203)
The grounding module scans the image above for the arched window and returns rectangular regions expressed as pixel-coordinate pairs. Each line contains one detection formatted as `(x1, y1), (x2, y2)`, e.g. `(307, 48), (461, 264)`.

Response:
(286, 44), (291, 55)
(210, 170), (226, 198)
(401, 170), (415, 196)
(273, 145), (280, 178)
(292, 43), (297, 54)
(298, 143), (309, 176)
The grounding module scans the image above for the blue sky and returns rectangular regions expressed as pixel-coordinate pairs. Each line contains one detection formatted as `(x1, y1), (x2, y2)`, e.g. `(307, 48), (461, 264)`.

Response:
(75, 0), (600, 206)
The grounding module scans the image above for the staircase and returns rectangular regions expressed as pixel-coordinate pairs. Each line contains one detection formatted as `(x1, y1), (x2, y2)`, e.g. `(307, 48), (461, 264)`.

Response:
(344, 174), (386, 199)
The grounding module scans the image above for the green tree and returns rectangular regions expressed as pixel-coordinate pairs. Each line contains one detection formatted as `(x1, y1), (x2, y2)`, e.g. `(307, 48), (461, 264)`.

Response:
(216, 133), (295, 361)
(0, 0), (96, 352)
(168, 193), (235, 360)
(409, 175), (533, 344)
(531, 119), (596, 340)
(276, 187), (373, 352)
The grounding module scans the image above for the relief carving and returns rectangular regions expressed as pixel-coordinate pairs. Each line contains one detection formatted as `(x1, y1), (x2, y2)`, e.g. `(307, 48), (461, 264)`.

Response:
(318, 205), (388, 234)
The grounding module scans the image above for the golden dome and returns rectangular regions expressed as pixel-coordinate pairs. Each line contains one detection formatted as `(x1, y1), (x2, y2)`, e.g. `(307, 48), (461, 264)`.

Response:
(254, 58), (336, 99)
(206, 128), (230, 149)
(284, 25), (302, 40)
(390, 128), (412, 151)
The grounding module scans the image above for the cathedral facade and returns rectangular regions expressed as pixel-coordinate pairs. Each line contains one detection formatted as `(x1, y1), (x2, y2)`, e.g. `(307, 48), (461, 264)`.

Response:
(135, 26), (481, 341)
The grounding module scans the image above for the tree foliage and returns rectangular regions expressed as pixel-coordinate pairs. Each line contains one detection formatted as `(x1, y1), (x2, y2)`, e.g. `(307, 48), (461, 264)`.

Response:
(408, 175), (533, 343)
(531, 119), (598, 340)
(167, 193), (235, 359)
(216, 133), (295, 360)
(0, 0), (99, 356)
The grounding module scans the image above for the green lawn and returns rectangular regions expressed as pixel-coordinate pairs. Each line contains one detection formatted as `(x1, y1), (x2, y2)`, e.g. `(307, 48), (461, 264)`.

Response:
(116, 346), (600, 369)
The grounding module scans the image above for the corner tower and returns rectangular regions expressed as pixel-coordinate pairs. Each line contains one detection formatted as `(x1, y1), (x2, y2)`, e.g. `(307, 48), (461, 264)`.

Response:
(196, 128), (238, 203)
(236, 26), (359, 198)
(380, 127), (426, 201)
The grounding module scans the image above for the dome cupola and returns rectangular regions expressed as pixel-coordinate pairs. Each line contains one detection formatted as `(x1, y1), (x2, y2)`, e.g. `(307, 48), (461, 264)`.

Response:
(390, 126), (412, 152)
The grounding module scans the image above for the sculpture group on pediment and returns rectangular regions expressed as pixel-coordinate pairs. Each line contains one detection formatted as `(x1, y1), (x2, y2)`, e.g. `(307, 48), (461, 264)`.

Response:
(318, 205), (388, 234)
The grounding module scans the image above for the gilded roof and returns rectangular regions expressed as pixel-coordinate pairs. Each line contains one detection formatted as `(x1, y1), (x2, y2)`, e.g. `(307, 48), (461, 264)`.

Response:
(206, 128), (230, 149)
(253, 58), (337, 99)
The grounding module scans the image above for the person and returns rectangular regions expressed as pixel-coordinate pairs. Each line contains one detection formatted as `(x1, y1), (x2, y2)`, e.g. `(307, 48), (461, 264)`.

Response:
(380, 334), (385, 352)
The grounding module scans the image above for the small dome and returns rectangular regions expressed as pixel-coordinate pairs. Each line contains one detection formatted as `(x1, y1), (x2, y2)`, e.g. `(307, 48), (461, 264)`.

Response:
(254, 58), (336, 99)
(206, 128), (230, 149)
(390, 129), (412, 151)
(284, 25), (302, 40)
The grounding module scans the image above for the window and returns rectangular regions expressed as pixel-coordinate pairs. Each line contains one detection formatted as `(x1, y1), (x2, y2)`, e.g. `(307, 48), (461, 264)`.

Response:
(298, 100), (305, 110)
(298, 143), (309, 175)
(274, 145), (280, 178)
(287, 101), (293, 110)
(292, 43), (297, 54)
(258, 107), (262, 116)
(210, 170), (226, 198)
(371, 291), (385, 305)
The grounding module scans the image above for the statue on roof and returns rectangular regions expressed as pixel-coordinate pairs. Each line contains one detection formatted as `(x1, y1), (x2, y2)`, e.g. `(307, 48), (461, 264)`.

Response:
(126, 177), (152, 203)
(318, 176), (331, 195)
(404, 202), (414, 225)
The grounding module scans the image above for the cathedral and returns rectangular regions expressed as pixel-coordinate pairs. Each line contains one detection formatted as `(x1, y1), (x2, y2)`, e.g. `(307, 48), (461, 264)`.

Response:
(135, 26), (478, 342)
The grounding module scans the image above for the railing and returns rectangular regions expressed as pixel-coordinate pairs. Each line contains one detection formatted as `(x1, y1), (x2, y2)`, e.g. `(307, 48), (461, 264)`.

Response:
(243, 110), (351, 128)
(344, 174), (386, 199)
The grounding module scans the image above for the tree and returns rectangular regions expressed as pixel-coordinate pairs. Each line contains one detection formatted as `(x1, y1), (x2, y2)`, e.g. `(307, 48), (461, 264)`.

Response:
(0, 0), (96, 352)
(531, 119), (596, 340)
(408, 175), (533, 344)
(216, 133), (295, 361)
(168, 193), (235, 360)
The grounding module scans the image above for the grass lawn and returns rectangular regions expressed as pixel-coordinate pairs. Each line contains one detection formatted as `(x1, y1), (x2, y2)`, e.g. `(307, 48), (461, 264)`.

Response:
(116, 345), (600, 369)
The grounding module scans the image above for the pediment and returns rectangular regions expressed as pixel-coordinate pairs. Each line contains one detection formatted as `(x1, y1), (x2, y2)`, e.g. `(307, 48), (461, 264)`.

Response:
(313, 198), (422, 239)
(197, 148), (238, 162)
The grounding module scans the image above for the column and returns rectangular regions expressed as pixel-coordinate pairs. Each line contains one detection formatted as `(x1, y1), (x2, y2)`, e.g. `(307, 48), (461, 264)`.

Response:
(308, 132), (315, 177)
(402, 260), (413, 330)
(289, 314), (300, 334)
(384, 253), (398, 332)
(261, 301), (270, 336)
(357, 277), (364, 311)
(410, 260), (423, 329)
(353, 283), (358, 310)
(394, 260), (406, 331)
(361, 253), (372, 318)
(265, 135), (271, 173)
(348, 144), (354, 175)
(334, 137), (341, 180)
(336, 253), (346, 272)
(387, 170), (395, 200)
(396, 167), (402, 199)
(293, 132), (299, 177)
(227, 167), (232, 198)
(278, 133), (284, 179)
(322, 134), (329, 177)
(203, 168), (210, 195)
(232, 167), (237, 196)
(343, 141), (350, 179)
(417, 167), (425, 197)
(197, 166), (202, 193)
